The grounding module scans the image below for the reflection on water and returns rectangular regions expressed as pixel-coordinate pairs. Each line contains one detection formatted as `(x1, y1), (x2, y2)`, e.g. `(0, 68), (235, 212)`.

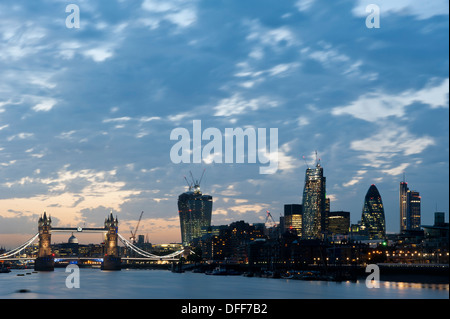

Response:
(379, 281), (449, 291)
(0, 268), (448, 299)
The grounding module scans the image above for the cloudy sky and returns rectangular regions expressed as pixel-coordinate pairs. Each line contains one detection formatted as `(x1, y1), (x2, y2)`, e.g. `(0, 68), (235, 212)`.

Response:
(0, 0), (448, 247)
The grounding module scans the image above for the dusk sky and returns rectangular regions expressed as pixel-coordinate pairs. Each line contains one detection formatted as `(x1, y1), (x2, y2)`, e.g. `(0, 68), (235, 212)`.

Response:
(1, 0), (448, 248)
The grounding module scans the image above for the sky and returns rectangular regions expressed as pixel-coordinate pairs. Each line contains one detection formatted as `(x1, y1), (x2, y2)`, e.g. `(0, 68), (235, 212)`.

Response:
(0, 0), (448, 248)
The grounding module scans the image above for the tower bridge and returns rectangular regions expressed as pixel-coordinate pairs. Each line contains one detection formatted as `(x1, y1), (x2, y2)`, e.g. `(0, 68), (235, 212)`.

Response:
(0, 212), (191, 271)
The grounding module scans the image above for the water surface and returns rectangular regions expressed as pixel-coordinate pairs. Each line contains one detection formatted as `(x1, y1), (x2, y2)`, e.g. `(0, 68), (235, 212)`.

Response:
(0, 268), (448, 299)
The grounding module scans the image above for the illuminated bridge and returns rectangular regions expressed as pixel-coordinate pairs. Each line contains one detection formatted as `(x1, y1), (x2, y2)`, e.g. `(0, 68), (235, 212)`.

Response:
(0, 213), (191, 270)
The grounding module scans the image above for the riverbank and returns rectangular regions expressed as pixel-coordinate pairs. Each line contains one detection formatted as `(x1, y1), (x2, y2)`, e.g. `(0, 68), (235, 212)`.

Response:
(140, 262), (450, 284)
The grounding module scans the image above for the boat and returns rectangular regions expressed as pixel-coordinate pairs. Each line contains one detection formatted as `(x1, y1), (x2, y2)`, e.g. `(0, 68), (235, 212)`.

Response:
(1, 266), (11, 273)
(281, 271), (294, 279)
(205, 266), (238, 275)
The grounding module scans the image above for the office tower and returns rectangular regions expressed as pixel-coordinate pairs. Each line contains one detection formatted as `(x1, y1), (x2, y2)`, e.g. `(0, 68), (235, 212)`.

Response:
(284, 204), (302, 236)
(434, 212), (445, 226)
(400, 181), (421, 232)
(178, 172), (213, 246)
(301, 161), (326, 239)
(407, 191), (421, 230)
(361, 184), (386, 240)
(328, 211), (350, 235)
(400, 181), (409, 232)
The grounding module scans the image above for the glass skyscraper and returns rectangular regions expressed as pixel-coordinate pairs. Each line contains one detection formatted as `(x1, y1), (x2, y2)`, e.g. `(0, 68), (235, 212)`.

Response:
(301, 163), (326, 239)
(178, 182), (213, 246)
(361, 184), (386, 240)
(400, 181), (421, 232)
(407, 191), (421, 230)
(400, 181), (409, 232)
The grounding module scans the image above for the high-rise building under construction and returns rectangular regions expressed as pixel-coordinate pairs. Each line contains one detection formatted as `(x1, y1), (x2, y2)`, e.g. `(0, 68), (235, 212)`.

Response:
(301, 157), (327, 239)
(178, 171), (212, 246)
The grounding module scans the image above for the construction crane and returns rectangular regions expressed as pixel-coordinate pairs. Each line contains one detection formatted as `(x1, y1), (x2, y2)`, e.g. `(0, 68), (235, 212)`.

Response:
(130, 211), (144, 244)
(184, 169), (206, 193)
(265, 210), (277, 228)
(302, 155), (310, 169)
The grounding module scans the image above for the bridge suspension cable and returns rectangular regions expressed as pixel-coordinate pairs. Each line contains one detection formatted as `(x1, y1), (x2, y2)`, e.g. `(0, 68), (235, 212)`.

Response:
(0, 233), (39, 259)
(118, 233), (187, 260)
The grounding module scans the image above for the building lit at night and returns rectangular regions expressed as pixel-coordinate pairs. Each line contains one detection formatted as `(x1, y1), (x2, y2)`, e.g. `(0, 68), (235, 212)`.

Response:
(178, 175), (213, 247)
(361, 184), (386, 240)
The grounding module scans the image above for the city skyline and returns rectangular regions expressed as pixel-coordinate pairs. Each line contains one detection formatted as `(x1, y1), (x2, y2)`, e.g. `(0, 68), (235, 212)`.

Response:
(0, 0), (449, 248)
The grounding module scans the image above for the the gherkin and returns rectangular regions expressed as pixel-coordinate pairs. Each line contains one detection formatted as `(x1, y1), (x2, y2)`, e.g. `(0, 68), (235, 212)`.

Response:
(361, 184), (386, 240)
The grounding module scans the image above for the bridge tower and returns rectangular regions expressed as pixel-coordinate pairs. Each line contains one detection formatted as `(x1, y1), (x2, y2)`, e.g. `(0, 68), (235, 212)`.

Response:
(34, 212), (54, 271)
(101, 213), (121, 270)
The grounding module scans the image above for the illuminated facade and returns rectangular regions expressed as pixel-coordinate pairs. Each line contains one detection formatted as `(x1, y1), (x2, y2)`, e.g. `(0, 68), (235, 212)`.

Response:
(104, 213), (119, 257)
(361, 184), (386, 240)
(301, 163), (326, 239)
(328, 211), (350, 236)
(400, 182), (421, 232)
(400, 182), (409, 232)
(178, 184), (213, 246)
(35, 212), (55, 271)
(284, 204), (302, 237)
(37, 212), (52, 258)
(102, 213), (121, 270)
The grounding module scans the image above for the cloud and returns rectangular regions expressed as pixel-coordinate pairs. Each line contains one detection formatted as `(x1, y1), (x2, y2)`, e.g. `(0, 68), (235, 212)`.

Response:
(0, 0), (447, 244)
(245, 19), (300, 59)
(295, 0), (316, 12)
(141, 0), (198, 28)
(352, 0), (449, 20)
(0, 20), (47, 62)
(343, 170), (367, 187)
(276, 141), (301, 173)
(234, 62), (301, 88)
(32, 98), (58, 112)
(308, 46), (350, 65)
(213, 94), (279, 117)
(7, 132), (34, 142)
(82, 47), (114, 63)
(382, 163), (410, 176)
(332, 78), (449, 122)
(350, 125), (435, 168)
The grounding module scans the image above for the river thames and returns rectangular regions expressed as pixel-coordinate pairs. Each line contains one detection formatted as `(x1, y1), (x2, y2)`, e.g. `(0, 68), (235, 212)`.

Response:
(0, 268), (448, 299)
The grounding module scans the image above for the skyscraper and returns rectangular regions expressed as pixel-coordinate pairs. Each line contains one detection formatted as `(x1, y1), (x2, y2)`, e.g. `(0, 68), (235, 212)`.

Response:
(400, 181), (421, 232)
(301, 161), (326, 239)
(407, 191), (421, 230)
(400, 181), (409, 232)
(178, 173), (213, 246)
(361, 184), (386, 240)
